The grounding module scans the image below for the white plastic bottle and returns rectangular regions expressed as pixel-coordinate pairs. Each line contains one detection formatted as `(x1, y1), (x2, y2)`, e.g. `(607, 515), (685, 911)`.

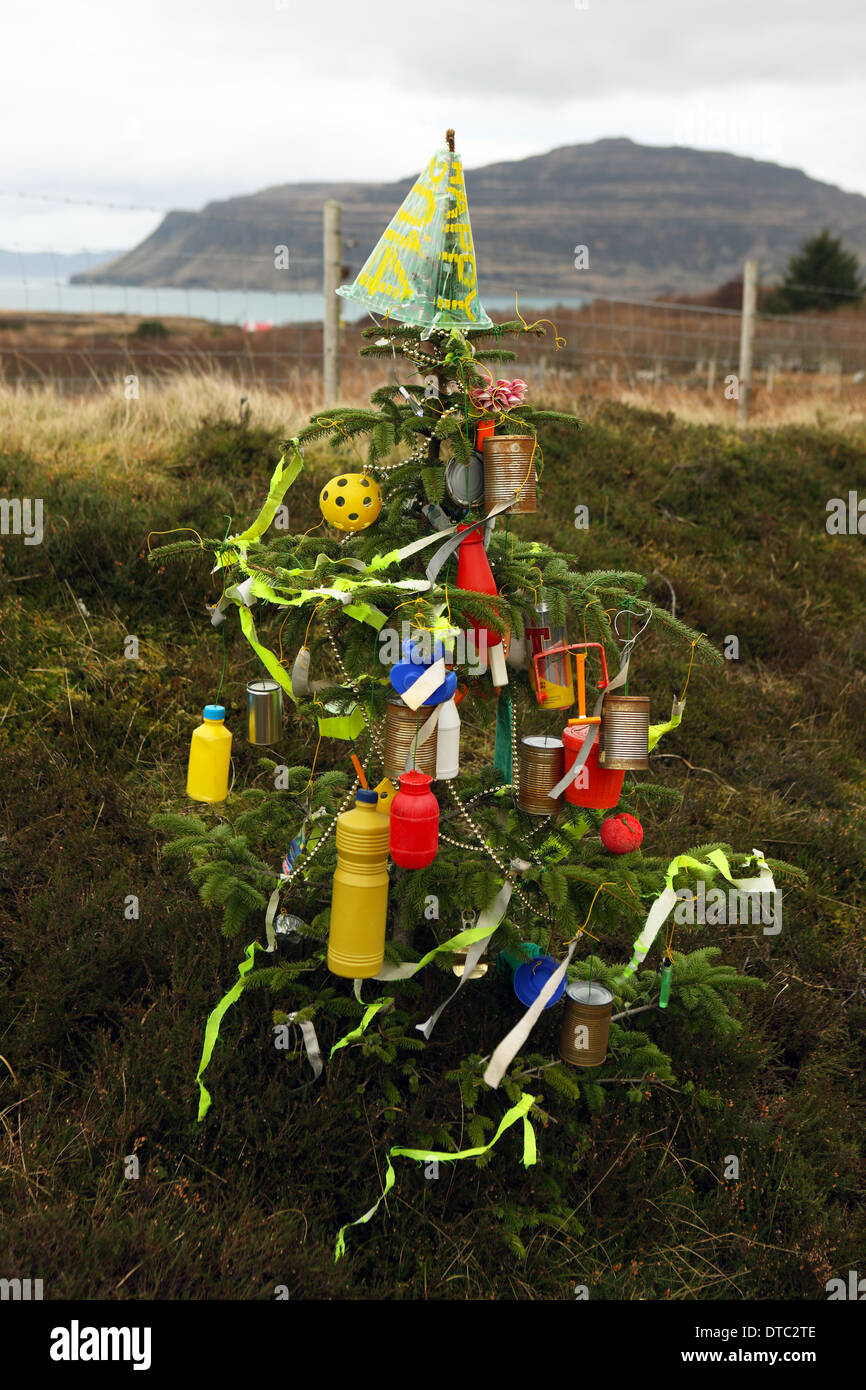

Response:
(435, 698), (461, 780)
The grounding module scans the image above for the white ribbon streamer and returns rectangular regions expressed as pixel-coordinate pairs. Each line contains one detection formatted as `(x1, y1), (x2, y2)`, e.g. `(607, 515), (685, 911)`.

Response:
(286, 1012), (324, 1081)
(400, 657), (448, 710)
(484, 940), (579, 1089)
(619, 848), (777, 981)
(414, 867), (526, 1040)
(424, 499), (517, 586)
(403, 705), (442, 771)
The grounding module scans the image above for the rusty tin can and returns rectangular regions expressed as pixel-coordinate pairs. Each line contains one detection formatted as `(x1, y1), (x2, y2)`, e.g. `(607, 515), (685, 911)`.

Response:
(559, 980), (614, 1067)
(483, 435), (538, 514)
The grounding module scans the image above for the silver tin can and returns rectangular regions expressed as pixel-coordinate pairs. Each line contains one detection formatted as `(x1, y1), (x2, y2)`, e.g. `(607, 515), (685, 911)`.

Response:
(444, 452), (485, 507)
(247, 679), (283, 746)
(599, 694), (650, 770)
(384, 696), (438, 782)
(517, 735), (564, 816)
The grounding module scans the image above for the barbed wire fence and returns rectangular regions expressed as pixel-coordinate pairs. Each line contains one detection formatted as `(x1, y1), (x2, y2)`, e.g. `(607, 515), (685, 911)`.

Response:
(2, 194), (865, 416)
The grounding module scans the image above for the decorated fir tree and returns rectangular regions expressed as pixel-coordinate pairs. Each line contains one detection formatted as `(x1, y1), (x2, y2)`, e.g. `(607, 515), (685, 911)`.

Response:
(151, 133), (796, 1256)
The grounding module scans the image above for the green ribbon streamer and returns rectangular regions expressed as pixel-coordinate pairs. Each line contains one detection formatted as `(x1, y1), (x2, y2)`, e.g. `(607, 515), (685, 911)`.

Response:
(618, 847), (774, 981)
(494, 689), (513, 784)
(648, 697), (686, 752)
(218, 441), (304, 566)
(317, 704), (367, 741)
(330, 996), (394, 1058)
(334, 1092), (537, 1260)
(375, 921), (508, 982)
(195, 940), (261, 1121)
(237, 606), (298, 704)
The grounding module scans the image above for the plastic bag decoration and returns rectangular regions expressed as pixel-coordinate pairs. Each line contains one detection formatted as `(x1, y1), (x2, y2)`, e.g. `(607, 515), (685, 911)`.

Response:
(336, 142), (492, 331)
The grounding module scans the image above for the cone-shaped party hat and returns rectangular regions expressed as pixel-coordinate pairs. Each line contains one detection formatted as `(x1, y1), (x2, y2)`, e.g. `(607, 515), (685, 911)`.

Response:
(337, 130), (492, 331)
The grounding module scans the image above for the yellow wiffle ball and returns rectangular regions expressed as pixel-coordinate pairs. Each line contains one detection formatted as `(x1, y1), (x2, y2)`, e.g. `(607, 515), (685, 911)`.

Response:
(319, 472), (382, 532)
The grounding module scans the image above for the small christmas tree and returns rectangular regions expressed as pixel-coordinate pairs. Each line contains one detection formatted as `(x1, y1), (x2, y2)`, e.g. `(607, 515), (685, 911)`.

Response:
(151, 133), (796, 1256)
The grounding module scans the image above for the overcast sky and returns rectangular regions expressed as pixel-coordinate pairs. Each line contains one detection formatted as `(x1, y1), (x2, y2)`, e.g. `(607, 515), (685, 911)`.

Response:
(2, 0), (865, 252)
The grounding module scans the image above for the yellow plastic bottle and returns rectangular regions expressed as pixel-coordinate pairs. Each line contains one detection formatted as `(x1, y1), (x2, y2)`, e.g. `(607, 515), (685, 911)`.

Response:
(186, 704), (233, 803)
(327, 788), (390, 978)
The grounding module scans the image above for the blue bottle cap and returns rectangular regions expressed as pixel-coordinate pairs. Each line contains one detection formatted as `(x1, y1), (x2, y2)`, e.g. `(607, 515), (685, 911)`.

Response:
(356, 789), (378, 804)
(203, 704), (226, 721)
(513, 956), (567, 1009)
(389, 659), (457, 705)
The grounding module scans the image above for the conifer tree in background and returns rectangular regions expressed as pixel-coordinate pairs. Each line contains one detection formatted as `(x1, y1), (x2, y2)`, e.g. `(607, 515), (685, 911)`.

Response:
(772, 227), (864, 312)
(150, 135), (798, 1250)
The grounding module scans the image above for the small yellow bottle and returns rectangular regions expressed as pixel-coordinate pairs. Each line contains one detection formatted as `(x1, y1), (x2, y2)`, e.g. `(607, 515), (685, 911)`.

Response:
(186, 704), (233, 803)
(327, 789), (390, 978)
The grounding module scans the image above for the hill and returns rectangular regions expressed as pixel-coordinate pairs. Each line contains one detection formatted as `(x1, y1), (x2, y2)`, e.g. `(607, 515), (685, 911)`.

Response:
(0, 248), (126, 277)
(71, 139), (866, 298)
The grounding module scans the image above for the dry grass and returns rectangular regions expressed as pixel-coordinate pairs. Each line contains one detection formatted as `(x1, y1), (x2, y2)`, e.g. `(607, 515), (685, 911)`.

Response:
(2, 368), (865, 475)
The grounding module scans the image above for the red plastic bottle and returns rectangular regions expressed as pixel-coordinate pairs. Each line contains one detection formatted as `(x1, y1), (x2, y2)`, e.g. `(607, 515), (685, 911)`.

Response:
(456, 523), (508, 684)
(389, 771), (439, 869)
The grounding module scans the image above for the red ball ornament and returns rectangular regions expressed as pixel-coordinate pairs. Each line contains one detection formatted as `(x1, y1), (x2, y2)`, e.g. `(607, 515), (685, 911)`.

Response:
(389, 771), (439, 869)
(600, 812), (644, 854)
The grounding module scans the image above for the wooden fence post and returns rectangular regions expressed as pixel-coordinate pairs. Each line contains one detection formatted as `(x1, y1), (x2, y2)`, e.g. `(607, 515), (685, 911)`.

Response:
(737, 259), (758, 424)
(323, 200), (342, 403)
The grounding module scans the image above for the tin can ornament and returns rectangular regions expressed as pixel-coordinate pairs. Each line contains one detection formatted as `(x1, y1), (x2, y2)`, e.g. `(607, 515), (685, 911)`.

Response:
(598, 694), (650, 770)
(186, 704), (232, 803)
(246, 678), (282, 746)
(517, 735), (564, 816)
(384, 696), (438, 781)
(389, 771), (439, 869)
(443, 418), (495, 513)
(483, 434), (537, 515)
(319, 472), (382, 532)
(559, 981), (614, 1067)
(451, 909), (489, 978)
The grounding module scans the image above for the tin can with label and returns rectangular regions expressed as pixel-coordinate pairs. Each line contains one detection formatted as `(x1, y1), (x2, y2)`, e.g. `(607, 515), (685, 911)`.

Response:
(524, 601), (574, 710)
